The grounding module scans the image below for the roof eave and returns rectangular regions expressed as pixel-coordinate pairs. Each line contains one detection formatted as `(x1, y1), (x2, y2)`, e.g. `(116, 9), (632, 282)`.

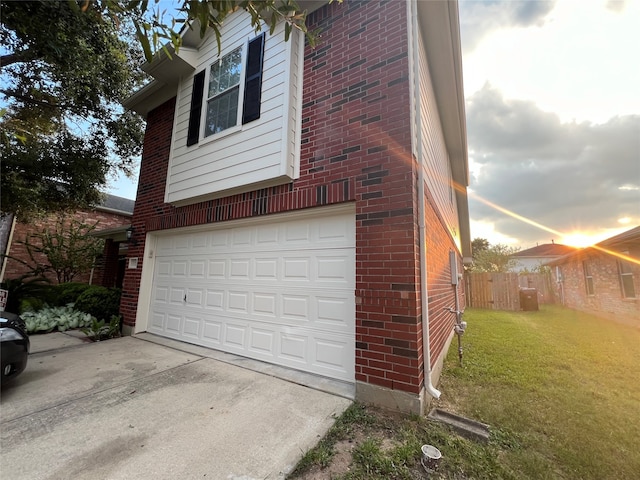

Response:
(416, 0), (470, 257)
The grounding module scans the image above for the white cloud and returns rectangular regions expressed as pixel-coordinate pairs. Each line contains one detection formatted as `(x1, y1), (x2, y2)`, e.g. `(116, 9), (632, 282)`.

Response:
(466, 85), (640, 245)
(462, 0), (640, 124)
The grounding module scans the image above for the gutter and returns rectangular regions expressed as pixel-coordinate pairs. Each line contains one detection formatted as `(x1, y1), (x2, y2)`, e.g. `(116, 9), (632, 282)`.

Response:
(410, 0), (440, 400)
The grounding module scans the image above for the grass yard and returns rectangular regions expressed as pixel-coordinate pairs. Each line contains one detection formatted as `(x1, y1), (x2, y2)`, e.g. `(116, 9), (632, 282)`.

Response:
(289, 305), (640, 479)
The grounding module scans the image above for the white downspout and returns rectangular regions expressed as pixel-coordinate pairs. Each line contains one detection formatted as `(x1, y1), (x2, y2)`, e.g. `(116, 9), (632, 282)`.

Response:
(410, 0), (441, 400)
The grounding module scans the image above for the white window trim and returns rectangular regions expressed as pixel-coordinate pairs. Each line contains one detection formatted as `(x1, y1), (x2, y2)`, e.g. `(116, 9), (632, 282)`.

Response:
(199, 41), (248, 145)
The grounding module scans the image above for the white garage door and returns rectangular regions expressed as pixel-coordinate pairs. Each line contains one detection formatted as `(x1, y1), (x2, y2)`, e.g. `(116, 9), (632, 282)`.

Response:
(148, 209), (355, 381)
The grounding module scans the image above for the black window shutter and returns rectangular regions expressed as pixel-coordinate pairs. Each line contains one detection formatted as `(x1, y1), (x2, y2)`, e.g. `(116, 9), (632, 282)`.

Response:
(242, 34), (265, 124)
(187, 70), (206, 146)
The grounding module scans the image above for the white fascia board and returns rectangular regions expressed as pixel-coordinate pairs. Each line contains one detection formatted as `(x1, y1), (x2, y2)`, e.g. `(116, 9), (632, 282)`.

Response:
(122, 80), (179, 118)
(142, 46), (199, 83)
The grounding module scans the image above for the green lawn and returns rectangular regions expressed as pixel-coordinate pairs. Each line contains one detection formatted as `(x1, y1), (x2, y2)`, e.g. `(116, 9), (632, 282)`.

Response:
(289, 305), (640, 479)
(435, 305), (640, 479)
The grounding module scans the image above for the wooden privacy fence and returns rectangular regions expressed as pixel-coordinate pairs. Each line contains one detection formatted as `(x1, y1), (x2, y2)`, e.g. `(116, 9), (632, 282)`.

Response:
(465, 272), (555, 311)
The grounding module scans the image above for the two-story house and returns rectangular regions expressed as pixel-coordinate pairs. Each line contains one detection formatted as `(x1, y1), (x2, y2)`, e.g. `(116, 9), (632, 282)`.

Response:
(121, 0), (471, 414)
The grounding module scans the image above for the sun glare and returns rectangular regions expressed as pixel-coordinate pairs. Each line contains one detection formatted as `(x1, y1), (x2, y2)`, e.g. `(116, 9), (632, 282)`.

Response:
(561, 232), (600, 248)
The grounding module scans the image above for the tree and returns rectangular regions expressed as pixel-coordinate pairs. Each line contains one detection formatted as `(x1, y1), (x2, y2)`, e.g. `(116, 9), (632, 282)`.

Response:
(14, 217), (105, 284)
(471, 237), (489, 255)
(470, 241), (520, 273)
(1, 1), (338, 221)
(1, 1), (145, 220)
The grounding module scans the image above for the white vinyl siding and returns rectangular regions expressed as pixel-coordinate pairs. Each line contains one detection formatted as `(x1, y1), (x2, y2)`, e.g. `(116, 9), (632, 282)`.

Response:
(417, 27), (461, 242)
(166, 11), (303, 206)
(146, 208), (356, 382)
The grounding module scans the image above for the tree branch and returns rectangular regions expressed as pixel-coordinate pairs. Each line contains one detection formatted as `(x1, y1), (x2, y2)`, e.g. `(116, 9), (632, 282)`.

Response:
(0, 50), (30, 69)
(0, 89), (63, 110)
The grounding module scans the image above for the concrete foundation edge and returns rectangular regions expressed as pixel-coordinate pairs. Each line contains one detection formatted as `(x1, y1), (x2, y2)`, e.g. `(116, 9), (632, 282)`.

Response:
(355, 381), (425, 415)
(355, 329), (457, 415)
(431, 329), (455, 386)
(121, 324), (135, 337)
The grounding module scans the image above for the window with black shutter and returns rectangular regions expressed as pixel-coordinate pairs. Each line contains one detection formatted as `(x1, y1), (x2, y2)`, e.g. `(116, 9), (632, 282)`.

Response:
(186, 34), (265, 146)
(243, 34), (265, 124)
(186, 70), (205, 146)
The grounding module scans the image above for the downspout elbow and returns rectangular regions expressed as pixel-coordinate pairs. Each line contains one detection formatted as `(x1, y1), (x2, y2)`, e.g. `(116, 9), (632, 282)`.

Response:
(426, 381), (441, 399)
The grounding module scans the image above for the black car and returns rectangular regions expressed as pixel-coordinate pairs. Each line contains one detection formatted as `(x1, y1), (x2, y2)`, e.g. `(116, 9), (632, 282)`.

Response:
(1, 311), (30, 384)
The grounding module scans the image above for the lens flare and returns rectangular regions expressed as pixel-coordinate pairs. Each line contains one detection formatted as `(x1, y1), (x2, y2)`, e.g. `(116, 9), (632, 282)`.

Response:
(466, 189), (639, 266)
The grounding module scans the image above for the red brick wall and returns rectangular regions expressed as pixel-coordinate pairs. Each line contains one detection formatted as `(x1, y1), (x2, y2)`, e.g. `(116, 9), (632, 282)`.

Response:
(423, 190), (465, 367)
(123, 0), (464, 396)
(554, 248), (639, 327)
(2, 210), (130, 285)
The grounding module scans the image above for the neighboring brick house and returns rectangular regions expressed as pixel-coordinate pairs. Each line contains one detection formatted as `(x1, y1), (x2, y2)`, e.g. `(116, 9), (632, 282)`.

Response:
(0, 195), (134, 288)
(547, 226), (639, 327)
(510, 242), (577, 272)
(121, 0), (471, 414)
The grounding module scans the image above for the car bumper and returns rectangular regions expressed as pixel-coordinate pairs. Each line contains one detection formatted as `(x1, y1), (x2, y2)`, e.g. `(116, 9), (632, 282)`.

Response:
(1, 339), (29, 383)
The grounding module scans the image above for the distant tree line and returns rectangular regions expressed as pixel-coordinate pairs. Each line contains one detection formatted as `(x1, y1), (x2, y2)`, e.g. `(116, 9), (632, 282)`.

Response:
(468, 238), (520, 273)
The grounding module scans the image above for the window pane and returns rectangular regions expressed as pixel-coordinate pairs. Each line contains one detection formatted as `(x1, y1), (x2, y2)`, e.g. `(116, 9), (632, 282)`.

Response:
(621, 274), (636, 298)
(205, 86), (239, 136)
(208, 46), (242, 98)
(586, 277), (594, 295)
(208, 67), (219, 98)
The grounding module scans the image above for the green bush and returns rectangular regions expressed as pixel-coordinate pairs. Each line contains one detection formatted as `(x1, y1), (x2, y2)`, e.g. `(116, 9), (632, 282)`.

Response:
(74, 286), (121, 322)
(22, 305), (95, 333)
(19, 297), (45, 313)
(54, 282), (94, 306)
(81, 315), (121, 341)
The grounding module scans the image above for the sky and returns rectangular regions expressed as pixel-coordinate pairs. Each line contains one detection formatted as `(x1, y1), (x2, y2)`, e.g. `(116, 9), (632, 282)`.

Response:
(109, 0), (640, 249)
(459, 0), (640, 248)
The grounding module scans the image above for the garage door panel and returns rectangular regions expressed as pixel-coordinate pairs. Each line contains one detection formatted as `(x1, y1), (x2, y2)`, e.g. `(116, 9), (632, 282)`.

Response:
(148, 209), (355, 382)
(255, 258), (278, 279)
(206, 290), (224, 309)
(166, 314), (181, 334)
(224, 323), (247, 349)
(189, 260), (206, 277)
(208, 260), (226, 278)
(256, 225), (279, 244)
(173, 261), (187, 277)
(156, 260), (171, 276)
(169, 287), (185, 305)
(230, 258), (251, 278)
(281, 294), (309, 320)
(231, 228), (253, 246)
(202, 320), (222, 343)
(151, 312), (165, 330)
(280, 333), (308, 363)
(249, 327), (275, 355)
(182, 315), (201, 339)
(253, 293), (277, 317)
(317, 296), (352, 325)
(154, 286), (169, 303)
(283, 258), (310, 280)
(315, 336), (350, 370)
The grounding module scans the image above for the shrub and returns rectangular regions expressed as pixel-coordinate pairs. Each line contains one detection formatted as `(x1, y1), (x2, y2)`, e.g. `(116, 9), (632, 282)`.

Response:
(22, 305), (94, 334)
(54, 282), (94, 306)
(81, 315), (121, 341)
(74, 286), (121, 322)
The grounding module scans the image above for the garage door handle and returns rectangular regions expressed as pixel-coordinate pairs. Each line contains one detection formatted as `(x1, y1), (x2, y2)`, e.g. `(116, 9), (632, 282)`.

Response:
(184, 295), (187, 302)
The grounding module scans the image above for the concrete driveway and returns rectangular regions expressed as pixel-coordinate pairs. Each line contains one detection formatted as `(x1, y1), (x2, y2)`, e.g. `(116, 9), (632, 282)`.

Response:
(0, 333), (352, 480)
